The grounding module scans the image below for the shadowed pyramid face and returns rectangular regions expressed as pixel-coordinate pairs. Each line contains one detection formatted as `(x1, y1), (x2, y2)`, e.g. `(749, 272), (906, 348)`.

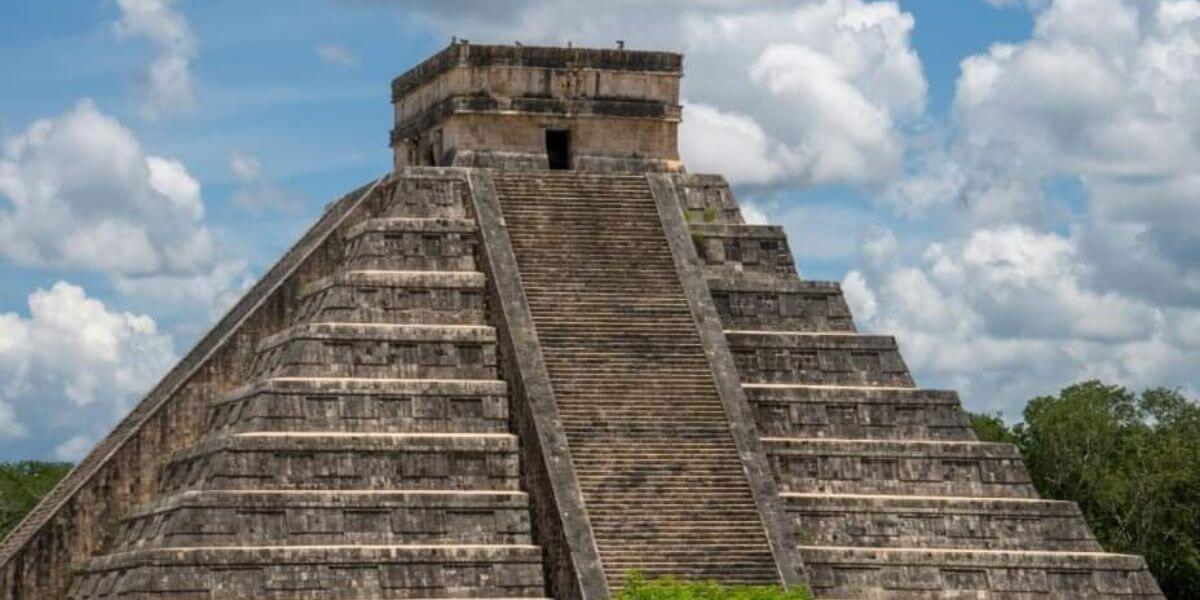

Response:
(389, 42), (685, 173)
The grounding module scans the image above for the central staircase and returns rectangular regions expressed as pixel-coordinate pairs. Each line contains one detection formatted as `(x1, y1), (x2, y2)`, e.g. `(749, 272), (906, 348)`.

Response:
(492, 172), (780, 588)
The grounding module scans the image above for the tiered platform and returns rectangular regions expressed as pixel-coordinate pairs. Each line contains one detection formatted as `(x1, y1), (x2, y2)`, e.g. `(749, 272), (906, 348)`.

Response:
(677, 172), (1163, 598)
(65, 173), (552, 600)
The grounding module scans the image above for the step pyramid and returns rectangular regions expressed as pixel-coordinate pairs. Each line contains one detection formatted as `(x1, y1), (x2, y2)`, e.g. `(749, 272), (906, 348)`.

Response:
(0, 41), (1164, 600)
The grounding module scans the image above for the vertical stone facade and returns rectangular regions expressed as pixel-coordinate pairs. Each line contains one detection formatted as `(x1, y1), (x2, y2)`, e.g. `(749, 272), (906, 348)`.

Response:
(390, 42), (683, 172)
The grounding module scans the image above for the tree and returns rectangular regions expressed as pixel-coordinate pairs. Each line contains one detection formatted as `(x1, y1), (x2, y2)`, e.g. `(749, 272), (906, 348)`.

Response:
(969, 381), (1200, 598)
(967, 411), (1019, 445)
(0, 461), (73, 538)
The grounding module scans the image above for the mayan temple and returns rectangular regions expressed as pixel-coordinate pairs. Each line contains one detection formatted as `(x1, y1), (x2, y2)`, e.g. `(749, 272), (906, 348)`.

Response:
(0, 42), (1165, 599)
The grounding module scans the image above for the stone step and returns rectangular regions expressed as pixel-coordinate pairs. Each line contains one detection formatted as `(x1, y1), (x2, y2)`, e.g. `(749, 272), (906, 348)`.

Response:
(799, 546), (1162, 598)
(295, 270), (486, 326)
(161, 433), (520, 493)
(728, 331), (914, 387)
(599, 562), (778, 582)
(534, 318), (698, 327)
(342, 217), (480, 272)
(300, 270), (485, 298)
(500, 197), (658, 204)
(581, 494), (763, 503)
(258, 323), (496, 352)
(345, 217), (477, 236)
(493, 177), (650, 185)
(112, 490), (534, 551)
(562, 426), (736, 437)
(252, 322), (497, 380)
(208, 377), (510, 435)
(764, 438), (1037, 498)
(745, 385), (974, 441)
(70, 545), (545, 600)
(526, 302), (690, 311)
(784, 493), (1102, 551)
(497, 187), (654, 194)
(708, 275), (856, 333)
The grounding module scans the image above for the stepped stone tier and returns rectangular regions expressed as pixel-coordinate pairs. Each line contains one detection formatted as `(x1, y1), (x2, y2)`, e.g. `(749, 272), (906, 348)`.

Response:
(0, 41), (1162, 599)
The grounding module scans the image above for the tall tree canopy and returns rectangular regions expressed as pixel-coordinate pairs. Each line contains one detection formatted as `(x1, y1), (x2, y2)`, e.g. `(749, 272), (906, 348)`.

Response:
(970, 381), (1200, 599)
(0, 461), (73, 538)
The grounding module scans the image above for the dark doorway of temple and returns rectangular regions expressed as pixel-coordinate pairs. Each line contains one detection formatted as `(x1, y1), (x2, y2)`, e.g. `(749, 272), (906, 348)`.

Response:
(546, 129), (571, 170)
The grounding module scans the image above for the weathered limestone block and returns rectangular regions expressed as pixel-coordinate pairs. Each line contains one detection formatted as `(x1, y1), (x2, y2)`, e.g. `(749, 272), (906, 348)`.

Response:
(690, 223), (797, 278)
(208, 378), (510, 434)
(70, 545), (546, 600)
(800, 547), (1162, 598)
(728, 332), (914, 387)
(159, 434), (521, 492)
(746, 386), (973, 441)
(295, 270), (486, 325)
(390, 43), (683, 171)
(112, 491), (532, 550)
(710, 274), (856, 333)
(342, 218), (480, 272)
(373, 173), (473, 219)
(766, 439), (1037, 498)
(786, 495), (1101, 551)
(251, 323), (498, 380)
(673, 174), (745, 225)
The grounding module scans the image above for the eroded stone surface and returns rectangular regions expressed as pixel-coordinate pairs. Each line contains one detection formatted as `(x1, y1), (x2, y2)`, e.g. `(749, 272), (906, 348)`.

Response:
(676, 173), (1163, 597)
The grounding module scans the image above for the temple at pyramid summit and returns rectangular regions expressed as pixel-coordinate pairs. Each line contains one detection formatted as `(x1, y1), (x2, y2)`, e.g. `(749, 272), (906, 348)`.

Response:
(0, 41), (1165, 599)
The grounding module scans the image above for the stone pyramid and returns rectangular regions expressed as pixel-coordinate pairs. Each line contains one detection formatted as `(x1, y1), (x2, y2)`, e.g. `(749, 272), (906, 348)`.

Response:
(0, 42), (1163, 599)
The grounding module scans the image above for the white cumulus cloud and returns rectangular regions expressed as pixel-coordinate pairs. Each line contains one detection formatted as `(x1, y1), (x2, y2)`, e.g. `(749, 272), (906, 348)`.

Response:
(0, 282), (177, 461)
(0, 100), (212, 275)
(846, 224), (1193, 416)
(848, 0), (1200, 413)
(0, 100), (250, 312)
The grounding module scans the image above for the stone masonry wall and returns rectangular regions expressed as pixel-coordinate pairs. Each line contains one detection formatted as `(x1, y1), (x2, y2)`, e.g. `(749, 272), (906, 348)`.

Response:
(0, 179), (383, 600)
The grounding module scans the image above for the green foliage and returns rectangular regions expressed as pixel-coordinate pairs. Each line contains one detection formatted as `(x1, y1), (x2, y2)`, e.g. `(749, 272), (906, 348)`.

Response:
(969, 382), (1200, 598)
(0, 461), (72, 538)
(616, 572), (811, 600)
(966, 411), (1018, 444)
(702, 207), (719, 223)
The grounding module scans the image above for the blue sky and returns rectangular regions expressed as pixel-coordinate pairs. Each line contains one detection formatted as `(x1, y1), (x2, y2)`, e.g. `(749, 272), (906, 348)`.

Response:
(2, 0), (1199, 461)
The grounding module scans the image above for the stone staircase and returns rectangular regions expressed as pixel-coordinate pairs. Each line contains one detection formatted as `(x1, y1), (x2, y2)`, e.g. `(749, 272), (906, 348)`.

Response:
(675, 174), (1165, 598)
(491, 172), (781, 588)
(67, 175), (550, 599)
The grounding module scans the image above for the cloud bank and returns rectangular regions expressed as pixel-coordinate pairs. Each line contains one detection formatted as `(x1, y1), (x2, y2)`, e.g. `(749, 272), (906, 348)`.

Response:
(0, 282), (177, 460)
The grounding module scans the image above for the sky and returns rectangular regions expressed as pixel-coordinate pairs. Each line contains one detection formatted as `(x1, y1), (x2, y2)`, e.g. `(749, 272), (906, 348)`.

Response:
(1, 0), (1199, 461)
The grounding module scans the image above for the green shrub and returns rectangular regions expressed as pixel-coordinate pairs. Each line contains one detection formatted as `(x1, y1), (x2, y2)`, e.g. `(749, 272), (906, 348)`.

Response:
(616, 571), (812, 600)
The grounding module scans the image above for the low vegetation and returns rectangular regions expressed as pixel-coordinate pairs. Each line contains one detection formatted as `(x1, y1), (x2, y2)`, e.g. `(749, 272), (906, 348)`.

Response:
(969, 381), (1200, 599)
(617, 572), (812, 600)
(0, 461), (72, 538)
